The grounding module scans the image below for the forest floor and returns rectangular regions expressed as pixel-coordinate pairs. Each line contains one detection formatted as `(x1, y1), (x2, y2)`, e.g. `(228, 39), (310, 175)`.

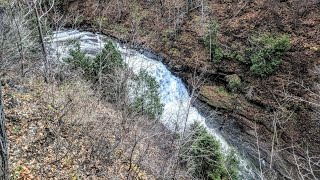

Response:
(2, 72), (180, 179)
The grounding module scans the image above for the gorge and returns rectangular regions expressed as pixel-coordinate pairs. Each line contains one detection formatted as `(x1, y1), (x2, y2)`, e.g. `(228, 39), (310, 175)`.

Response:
(0, 0), (319, 179)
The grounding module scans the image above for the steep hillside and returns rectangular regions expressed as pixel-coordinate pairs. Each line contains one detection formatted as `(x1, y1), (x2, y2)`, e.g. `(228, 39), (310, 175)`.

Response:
(54, 0), (320, 178)
(2, 74), (183, 179)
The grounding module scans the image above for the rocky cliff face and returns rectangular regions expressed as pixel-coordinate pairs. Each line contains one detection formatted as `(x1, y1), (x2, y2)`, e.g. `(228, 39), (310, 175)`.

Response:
(54, 0), (320, 178)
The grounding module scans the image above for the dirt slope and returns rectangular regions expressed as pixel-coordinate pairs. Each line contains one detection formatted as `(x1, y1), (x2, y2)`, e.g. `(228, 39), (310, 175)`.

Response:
(2, 74), (181, 179)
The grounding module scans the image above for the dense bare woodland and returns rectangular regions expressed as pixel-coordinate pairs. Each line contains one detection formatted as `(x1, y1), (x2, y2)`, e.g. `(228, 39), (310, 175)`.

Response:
(0, 0), (319, 179)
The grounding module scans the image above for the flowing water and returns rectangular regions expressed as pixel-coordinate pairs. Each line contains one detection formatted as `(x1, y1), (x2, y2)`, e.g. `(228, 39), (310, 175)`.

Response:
(46, 30), (259, 179)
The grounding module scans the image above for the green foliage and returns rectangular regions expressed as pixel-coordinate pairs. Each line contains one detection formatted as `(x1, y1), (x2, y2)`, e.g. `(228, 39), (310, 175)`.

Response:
(185, 124), (224, 179)
(205, 21), (219, 45)
(226, 74), (241, 92)
(213, 47), (225, 63)
(93, 16), (107, 30)
(73, 15), (85, 26)
(11, 166), (23, 180)
(65, 42), (163, 119)
(66, 38), (79, 46)
(248, 34), (290, 76)
(65, 41), (125, 79)
(65, 43), (94, 75)
(93, 41), (126, 75)
(65, 41), (127, 102)
(181, 123), (239, 180)
(224, 150), (239, 179)
(0, 0), (10, 6)
(130, 70), (163, 119)
(205, 32), (290, 77)
(109, 24), (130, 36)
(224, 44), (247, 63)
(203, 21), (224, 63)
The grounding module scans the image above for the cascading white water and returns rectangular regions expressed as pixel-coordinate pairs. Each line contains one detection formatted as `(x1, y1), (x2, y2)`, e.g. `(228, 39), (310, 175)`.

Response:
(46, 30), (259, 179)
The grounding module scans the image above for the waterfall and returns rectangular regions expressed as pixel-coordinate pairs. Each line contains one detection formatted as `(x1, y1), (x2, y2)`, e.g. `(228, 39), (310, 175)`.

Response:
(46, 30), (259, 179)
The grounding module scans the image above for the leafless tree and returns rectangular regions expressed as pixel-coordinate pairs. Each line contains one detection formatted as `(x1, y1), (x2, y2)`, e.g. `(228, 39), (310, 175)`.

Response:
(24, 0), (55, 82)
(0, 84), (8, 180)
(0, 6), (4, 69)
(7, 1), (33, 76)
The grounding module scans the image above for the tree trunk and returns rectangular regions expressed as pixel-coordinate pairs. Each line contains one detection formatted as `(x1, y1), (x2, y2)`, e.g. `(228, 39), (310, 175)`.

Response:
(0, 7), (5, 67)
(9, 5), (25, 77)
(186, 0), (192, 12)
(33, 2), (49, 83)
(0, 84), (8, 180)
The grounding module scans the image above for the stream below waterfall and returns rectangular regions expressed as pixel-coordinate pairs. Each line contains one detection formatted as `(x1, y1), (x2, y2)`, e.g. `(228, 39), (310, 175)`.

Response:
(46, 30), (259, 179)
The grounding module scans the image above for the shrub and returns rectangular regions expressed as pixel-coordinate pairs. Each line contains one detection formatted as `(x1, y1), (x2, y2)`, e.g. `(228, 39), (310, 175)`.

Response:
(93, 41), (126, 76)
(66, 41), (163, 119)
(203, 21), (224, 63)
(181, 123), (239, 180)
(224, 44), (247, 64)
(65, 41), (126, 102)
(213, 47), (224, 63)
(65, 42), (94, 76)
(130, 70), (163, 119)
(226, 74), (241, 92)
(66, 41), (125, 79)
(248, 34), (290, 76)
(224, 150), (239, 179)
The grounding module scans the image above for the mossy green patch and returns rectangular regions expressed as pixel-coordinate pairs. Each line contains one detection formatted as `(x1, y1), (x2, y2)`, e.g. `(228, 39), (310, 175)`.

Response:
(199, 85), (234, 110)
